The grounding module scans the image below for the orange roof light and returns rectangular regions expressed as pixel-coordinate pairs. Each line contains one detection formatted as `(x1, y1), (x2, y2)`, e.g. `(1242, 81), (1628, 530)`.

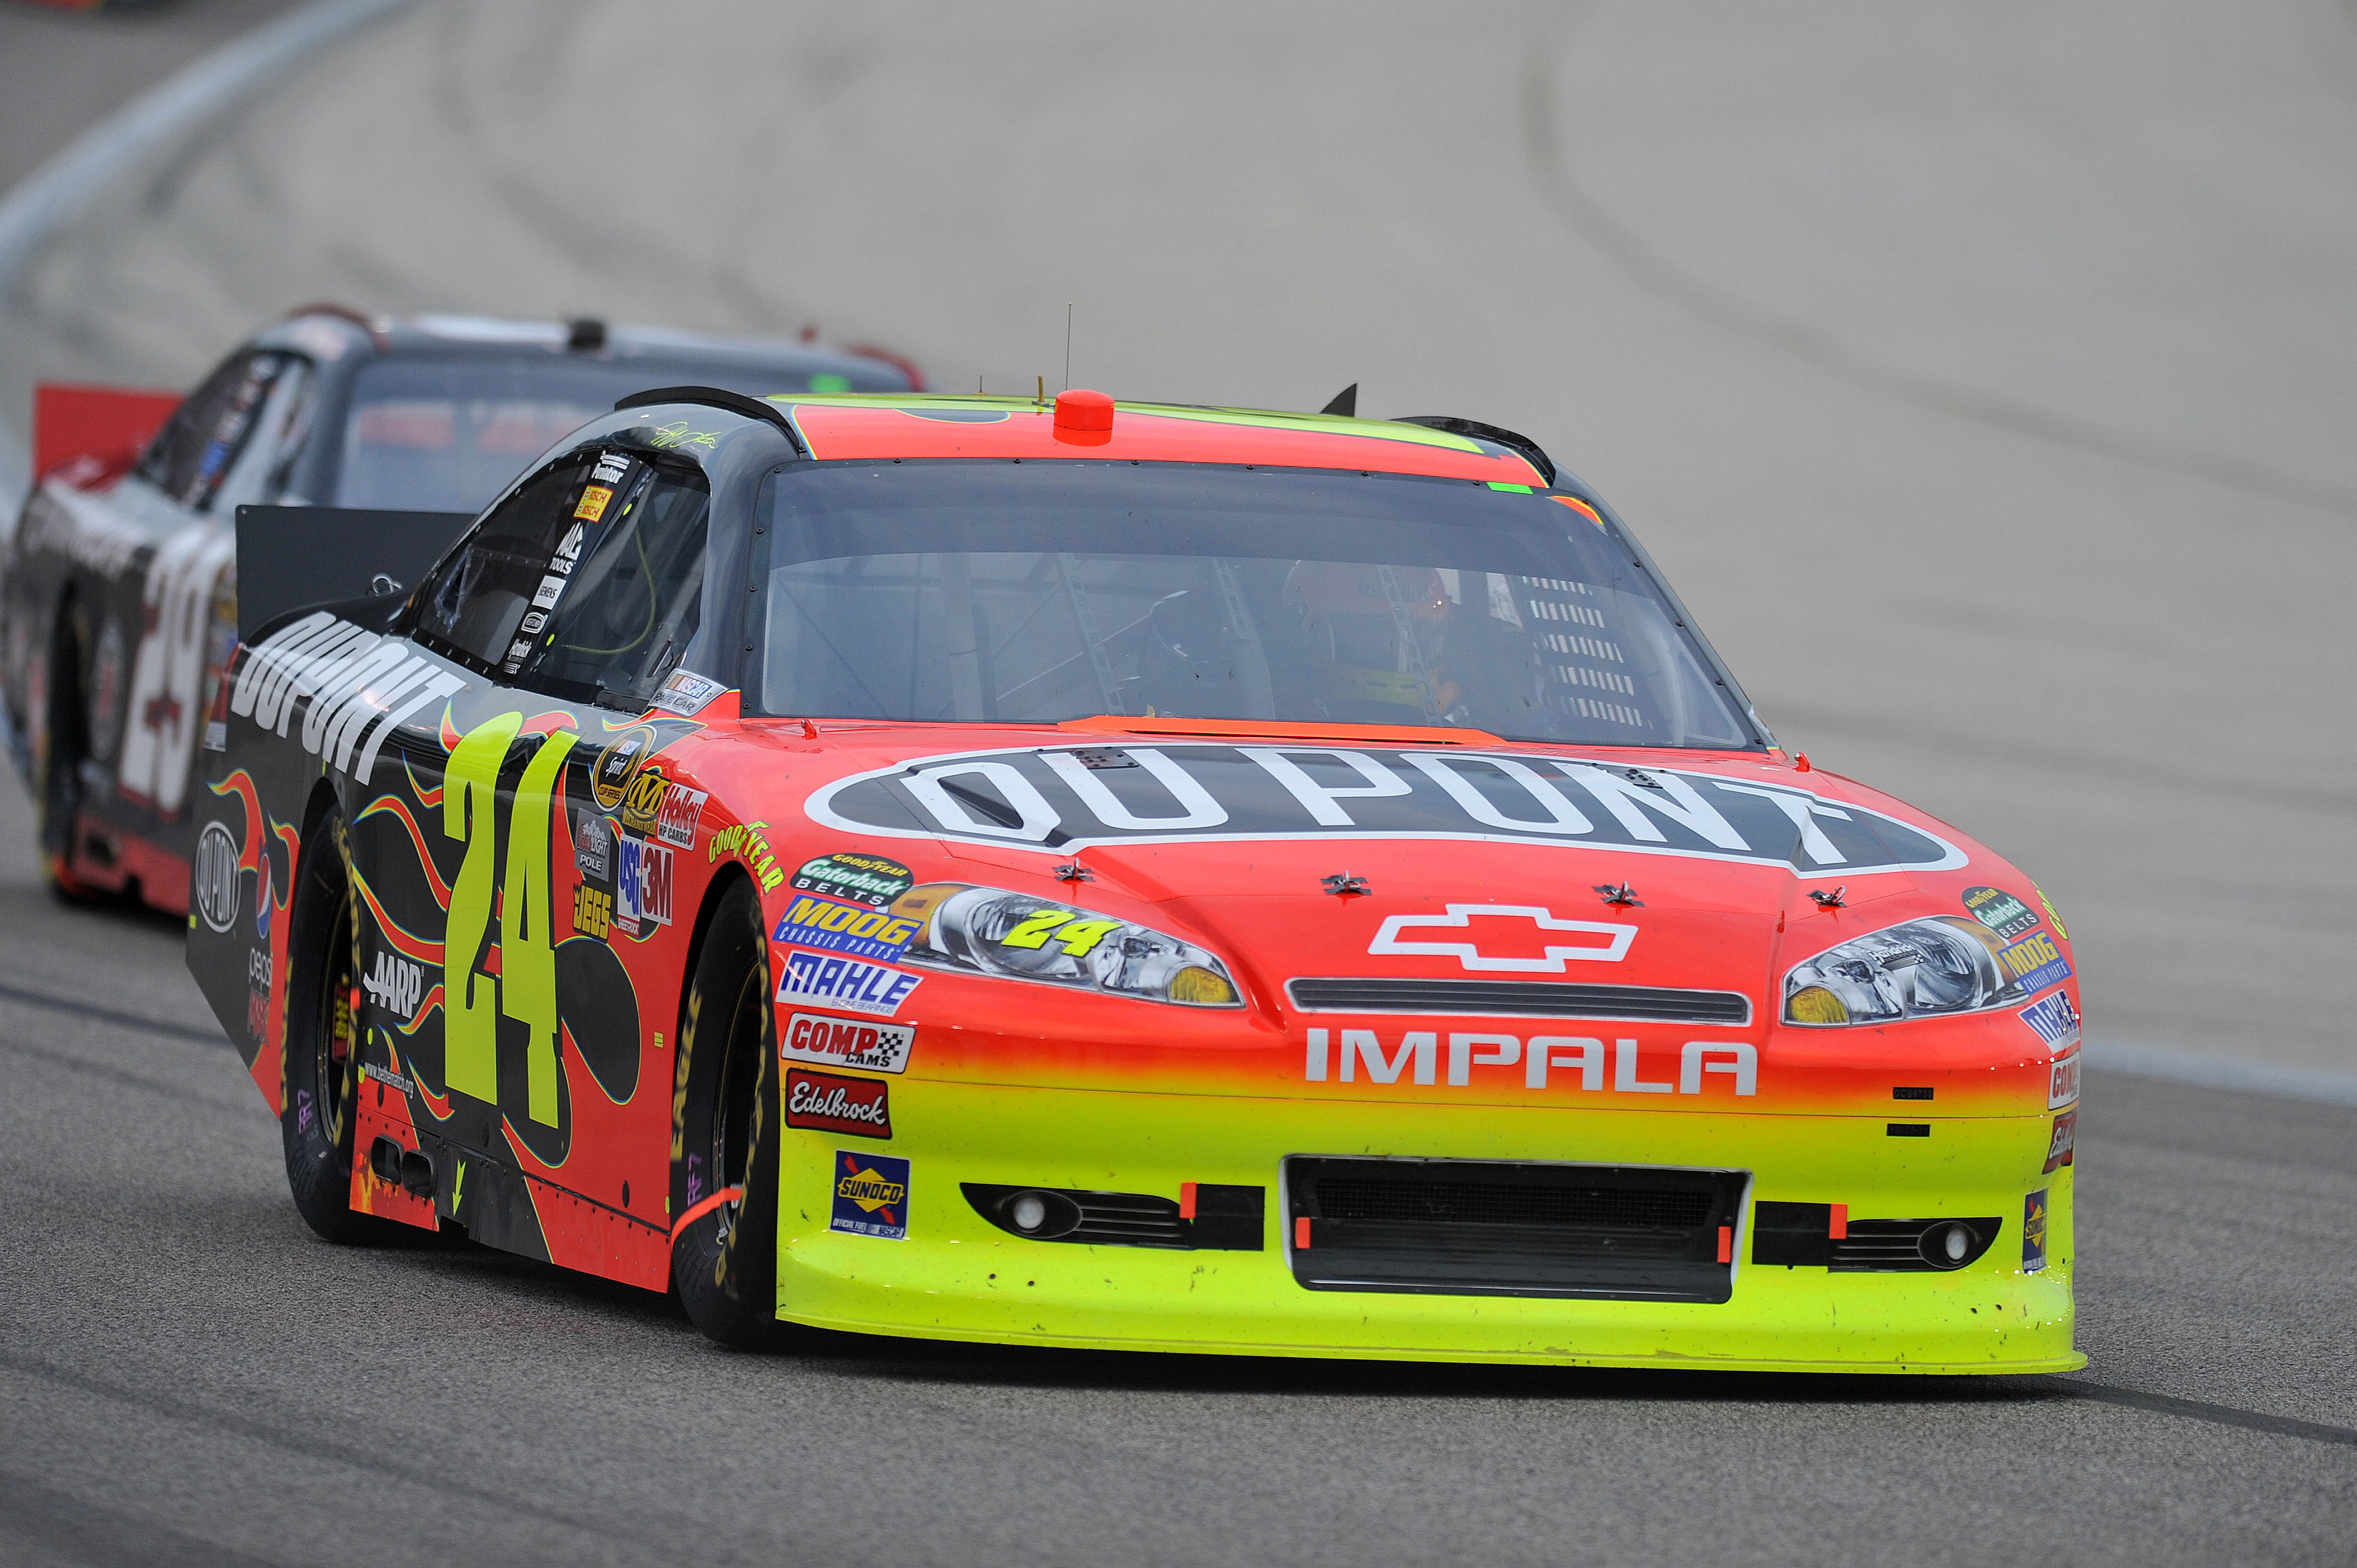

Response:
(1054, 388), (1114, 432)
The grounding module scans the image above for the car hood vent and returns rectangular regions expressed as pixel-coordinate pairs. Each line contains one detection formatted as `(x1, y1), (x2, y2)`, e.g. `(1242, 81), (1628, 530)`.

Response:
(1286, 978), (1751, 1025)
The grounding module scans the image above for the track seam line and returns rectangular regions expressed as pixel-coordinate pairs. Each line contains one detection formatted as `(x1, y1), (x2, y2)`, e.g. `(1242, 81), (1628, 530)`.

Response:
(0, 976), (229, 1045)
(2054, 1379), (2357, 1448)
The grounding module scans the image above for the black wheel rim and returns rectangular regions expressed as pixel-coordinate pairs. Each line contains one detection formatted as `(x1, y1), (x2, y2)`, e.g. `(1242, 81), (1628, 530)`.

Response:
(314, 889), (357, 1154)
(708, 962), (765, 1241)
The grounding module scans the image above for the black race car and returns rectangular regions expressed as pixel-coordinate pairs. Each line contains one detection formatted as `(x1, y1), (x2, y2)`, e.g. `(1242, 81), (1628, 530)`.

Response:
(3, 307), (915, 913)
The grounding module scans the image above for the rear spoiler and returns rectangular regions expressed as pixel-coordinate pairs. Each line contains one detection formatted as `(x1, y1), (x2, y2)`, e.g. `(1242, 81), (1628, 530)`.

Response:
(233, 505), (476, 641)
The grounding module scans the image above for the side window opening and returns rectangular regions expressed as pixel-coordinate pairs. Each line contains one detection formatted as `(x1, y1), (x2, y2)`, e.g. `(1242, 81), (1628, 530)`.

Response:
(133, 352), (292, 512)
(411, 446), (709, 706)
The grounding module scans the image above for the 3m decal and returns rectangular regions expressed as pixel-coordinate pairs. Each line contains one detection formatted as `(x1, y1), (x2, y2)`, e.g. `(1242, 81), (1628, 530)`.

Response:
(786, 1069), (892, 1138)
(1962, 885), (2041, 942)
(772, 894), (920, 962)
(589, 726), (652, 811)
(574, 484), (614, 522)
(1303, 1029), (1754, 1096)
(193, 819), (240, 933)
(809, 744), (1965, 873)
(2022, 1189), (2050, 1271)
(362, 950), (424, 1022)
(443, 714), (575, 1125)
(653, 781), (708, 848)
(650, 668), (725, 717)
(619, 766), (670, 836)
(2047, 1049), (2082, 1111)
(783, 1012), (915, 1075)
(831, 1149), (909, 1237)
(617, 836), (674, 930)
(2042, 1110), (2077, 1173)
(2019, 991), (2081, 1053)
(574, 810), (613, 879)
(1996, 931), (2072, 995)
(791, 850), (914, 909)
(776, 949), (922, 1018)
(1368, 904), (1635, 971)
(228, 612), (467, 783)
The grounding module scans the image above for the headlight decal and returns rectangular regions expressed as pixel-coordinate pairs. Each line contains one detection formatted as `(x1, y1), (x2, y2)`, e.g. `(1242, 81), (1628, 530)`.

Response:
(1782, 916), (2029, 1026)
(898, 883), (1243, 1007)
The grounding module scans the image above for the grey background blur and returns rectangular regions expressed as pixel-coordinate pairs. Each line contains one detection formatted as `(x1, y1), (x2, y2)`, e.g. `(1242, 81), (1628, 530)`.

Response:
(4, 0), (2354, 1079)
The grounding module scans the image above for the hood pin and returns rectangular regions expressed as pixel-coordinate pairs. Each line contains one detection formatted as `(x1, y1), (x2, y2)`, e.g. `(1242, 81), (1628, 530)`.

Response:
(1596, 881), (1642, 907)
(1321, 872), (1372, 897)
(1809, 885), (1847, 909)
(1053, 862), (1093, 883)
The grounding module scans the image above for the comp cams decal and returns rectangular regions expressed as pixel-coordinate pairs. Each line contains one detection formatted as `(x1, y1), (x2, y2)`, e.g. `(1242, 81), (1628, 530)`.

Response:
(782, 1012), (915, 1075)
(807, 744), (1966, 873)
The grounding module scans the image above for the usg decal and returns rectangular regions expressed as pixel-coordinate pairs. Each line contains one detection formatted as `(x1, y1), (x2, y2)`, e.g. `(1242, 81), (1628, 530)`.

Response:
(617, 837), (673, 929)
(783, 1012), (915, 1075)
(807, 744), (1964, 874)
(1369, 904), (1635, 972)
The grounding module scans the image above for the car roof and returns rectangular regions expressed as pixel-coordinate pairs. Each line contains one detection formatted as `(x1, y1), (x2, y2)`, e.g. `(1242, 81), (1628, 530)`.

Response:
(250, 309), (912, 389)
(762, 394), (1551, 486)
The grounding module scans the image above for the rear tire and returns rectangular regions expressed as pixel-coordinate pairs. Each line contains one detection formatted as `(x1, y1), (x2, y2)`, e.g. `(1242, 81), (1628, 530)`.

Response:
(671, 878), (795, 1349)
(38, 606), (101, 904)
(281, 810), (377, 1242)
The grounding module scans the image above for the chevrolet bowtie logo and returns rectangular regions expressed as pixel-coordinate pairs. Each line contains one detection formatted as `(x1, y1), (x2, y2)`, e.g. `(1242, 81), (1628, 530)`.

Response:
(1367, 904), (1638, 972)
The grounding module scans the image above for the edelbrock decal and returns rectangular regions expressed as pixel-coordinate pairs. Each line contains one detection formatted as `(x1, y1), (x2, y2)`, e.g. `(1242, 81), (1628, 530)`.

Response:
(228, 613), (467, 785)
(806, 744), (1966, 874)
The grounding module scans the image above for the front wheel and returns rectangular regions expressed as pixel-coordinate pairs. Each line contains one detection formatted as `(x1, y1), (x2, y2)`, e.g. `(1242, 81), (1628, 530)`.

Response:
(671, 877), (795, 1349)
(281, 811), (376, 1242)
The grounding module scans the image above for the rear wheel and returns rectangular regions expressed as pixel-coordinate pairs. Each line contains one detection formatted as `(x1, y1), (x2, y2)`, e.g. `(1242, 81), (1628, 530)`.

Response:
(281, 810), (374, 1242)
(38, 605), (100, 902)
(671, 877), (794, 1349)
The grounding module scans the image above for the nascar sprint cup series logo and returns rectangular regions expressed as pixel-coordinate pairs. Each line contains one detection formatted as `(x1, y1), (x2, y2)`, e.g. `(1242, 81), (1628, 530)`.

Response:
(807, 744), (1966, 871)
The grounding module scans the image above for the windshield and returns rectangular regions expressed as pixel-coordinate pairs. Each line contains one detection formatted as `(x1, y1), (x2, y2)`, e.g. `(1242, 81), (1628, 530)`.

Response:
(754, 461), (1756, 749)
(332, 356), (894, 512)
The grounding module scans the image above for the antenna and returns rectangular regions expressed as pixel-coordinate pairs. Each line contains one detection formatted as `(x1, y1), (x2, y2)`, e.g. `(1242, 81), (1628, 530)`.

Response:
(1036, 374), (1046, 409)
(1064, 302), (1073, 391)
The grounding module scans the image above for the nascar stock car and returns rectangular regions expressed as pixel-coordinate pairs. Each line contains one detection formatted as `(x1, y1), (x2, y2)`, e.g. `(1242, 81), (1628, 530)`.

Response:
(185, 384), (2083, 1371)
(3, 307), (915, 911)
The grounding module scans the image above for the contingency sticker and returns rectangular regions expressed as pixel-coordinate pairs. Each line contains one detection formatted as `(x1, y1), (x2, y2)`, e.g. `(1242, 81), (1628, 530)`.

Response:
(786, 1069), (892, 1139)
(773, 894), (921, 962)
(2042, 1111), (2077, 1174)
(776, 949), (922, 1018)
(2019, 991), (2081, 1053)
(2021, 1189), (2049, 1272)
(831, 1149), (910, 1238)
(590, 725), (654, 812)
(650, 668), (726, 717)
(1962, 885), (2041, 942)
(792, 850), (914, 909)
(2047, 1049), (2081, 1110)
(783, 1012), (915, 1075)
(1996, 931), (2072, 995)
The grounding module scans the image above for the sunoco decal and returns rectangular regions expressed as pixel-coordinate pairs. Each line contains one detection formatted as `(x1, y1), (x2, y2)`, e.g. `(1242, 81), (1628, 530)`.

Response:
(831, 1149), (909, 1239)
(806, 744), (1965, 873)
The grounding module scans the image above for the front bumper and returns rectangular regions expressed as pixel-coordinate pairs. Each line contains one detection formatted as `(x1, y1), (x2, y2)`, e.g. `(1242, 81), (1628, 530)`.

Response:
(773, 1081), (2080, 1374)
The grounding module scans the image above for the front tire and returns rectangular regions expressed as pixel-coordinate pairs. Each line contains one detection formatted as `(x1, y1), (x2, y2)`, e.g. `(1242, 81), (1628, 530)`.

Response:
(671, 878), (792, 1349)
(281, 810), (374, 1242)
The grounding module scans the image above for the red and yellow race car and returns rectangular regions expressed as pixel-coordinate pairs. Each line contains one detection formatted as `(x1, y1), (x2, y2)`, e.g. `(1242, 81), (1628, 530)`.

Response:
(186, 385), (2083, 1371)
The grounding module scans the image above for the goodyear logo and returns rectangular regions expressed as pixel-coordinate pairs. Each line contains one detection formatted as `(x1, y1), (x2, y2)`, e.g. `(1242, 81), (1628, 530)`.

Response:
(830, 1149), (910, 1239)
(774, 894), (920, 962)
(1997, 930), (2072, 995)
(1962, 885), (2041, 942)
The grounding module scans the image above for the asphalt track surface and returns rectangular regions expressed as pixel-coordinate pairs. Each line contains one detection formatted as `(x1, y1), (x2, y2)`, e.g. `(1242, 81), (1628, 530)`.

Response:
(0, 4), (2353, 1564)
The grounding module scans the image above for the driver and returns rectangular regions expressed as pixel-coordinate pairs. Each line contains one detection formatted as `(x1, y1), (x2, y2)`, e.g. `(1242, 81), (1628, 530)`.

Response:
(1284, 561), (1468, 723)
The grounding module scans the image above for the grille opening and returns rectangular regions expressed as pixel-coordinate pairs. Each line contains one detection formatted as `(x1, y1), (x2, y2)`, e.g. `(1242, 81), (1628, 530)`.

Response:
(1286, 978), (1750, 1024)
(1286, 1157), (1747, 1302)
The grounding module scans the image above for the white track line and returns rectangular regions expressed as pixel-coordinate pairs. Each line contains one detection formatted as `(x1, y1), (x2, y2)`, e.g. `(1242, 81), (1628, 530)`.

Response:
(0, 0), (416, 508)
